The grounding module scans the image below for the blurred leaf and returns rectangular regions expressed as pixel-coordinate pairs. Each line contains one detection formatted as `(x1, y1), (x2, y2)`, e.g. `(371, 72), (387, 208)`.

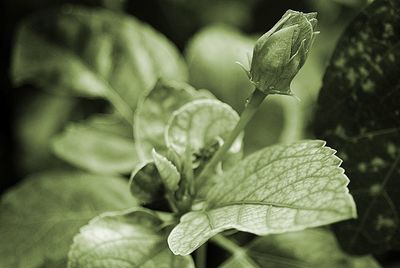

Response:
(0, 171), (136, 268)
(83, 112), (133, 139)
(220, 229), (380, 268)
(14, 92), (77, 174)
(168, 140), (356, 255)
(68, 209), (194, 268)
(11, 5), (187, 122)
(314, 0), (400, 255)
(52, 114), (139, 175)
(185, 25), (254, 111)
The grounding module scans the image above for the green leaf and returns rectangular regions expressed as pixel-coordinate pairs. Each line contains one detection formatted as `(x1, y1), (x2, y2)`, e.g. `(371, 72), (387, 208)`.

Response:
(314, 0), (400, 255)
(134, 80), (212, 161)
(165, 99), (242, 157)
(0, 171), (136, 268)
(220, 229), (380, 268)
(52, 114), (139, 175)
(11, 6), (187, 121)
(14, 92), (77, 174)
(68, 209), (194, 268)
(168, 140), (356, 255)
(83, 113), (133, 139)
(129, 162), (165, 205)
(152, 149), (181, 192)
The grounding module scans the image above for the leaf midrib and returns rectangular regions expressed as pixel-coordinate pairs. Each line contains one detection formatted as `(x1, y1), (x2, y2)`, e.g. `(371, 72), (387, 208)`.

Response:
(209, 200), (344, 214)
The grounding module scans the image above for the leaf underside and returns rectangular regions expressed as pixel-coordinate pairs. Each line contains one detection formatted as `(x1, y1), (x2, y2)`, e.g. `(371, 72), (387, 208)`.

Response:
(168, 140), (356, 255)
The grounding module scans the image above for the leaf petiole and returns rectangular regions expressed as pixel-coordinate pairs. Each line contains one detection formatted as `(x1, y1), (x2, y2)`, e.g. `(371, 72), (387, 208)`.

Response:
(197, 89), (267, 182)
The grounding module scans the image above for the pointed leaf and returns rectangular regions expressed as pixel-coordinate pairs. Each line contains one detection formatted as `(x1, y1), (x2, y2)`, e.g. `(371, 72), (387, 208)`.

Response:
(68, 209), (194, 268)
(152, 149), (181, 192)
(0, 171), (136, 267)
(168, 140), (356, 255)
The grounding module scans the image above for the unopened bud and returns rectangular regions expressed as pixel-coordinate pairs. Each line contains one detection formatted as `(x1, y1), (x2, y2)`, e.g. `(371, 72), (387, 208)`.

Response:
(249, 10), (318, 95)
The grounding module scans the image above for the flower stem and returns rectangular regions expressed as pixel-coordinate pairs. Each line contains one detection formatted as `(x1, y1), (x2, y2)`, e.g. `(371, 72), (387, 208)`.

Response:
(195, 243), (207, 268)
(197, 89), (267, 182)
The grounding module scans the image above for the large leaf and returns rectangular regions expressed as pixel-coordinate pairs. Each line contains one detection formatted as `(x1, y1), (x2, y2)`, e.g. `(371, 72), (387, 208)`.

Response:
(11, 6), (187, 121)
(314, 0), (400, 255)
(220, 229), (380, 268)
(68, 209), (194, 268)
(168, 140), (356, 255)
(0, 171), (136, 267)
(134, 80), (211, 161)
(52, 114), (139, 175)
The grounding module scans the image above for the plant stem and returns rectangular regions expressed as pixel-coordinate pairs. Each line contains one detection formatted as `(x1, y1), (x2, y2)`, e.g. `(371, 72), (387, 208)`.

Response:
(211, 234), (243, 256)
(195, 243), (207, 268)
(197, 89), (267, 182)
(211, 235), (260, 267)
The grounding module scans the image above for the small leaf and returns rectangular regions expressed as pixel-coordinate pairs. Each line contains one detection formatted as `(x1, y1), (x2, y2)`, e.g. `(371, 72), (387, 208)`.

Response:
(165, 99), (242, 157)
(220, 229), (380, 268)
(0, 171), (136, 267)
(134, 80), (212, 160)
(68, 209), (194, 268)
(11, 6), (187, 120)
(314, 0), (400, 254)
(168, 140), (356, 255)
(129, 162), (165, 205)
(52, 115), (139, 175)
(152, 149), (181, 192)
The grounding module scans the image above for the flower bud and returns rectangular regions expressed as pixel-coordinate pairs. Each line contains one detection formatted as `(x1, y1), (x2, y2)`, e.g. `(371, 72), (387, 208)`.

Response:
(249, 10), (318, 95)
